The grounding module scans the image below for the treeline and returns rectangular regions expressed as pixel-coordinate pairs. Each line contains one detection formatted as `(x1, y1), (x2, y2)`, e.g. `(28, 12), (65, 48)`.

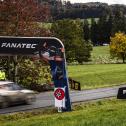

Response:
(39, 1), (126, 20)
(58, 3), (126, 20)
(85, 7), (126, 45)
(37, 1), (126, 46)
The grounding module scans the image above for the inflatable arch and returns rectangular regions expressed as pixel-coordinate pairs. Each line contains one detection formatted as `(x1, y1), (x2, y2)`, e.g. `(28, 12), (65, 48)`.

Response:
(0, 36), (71, 111)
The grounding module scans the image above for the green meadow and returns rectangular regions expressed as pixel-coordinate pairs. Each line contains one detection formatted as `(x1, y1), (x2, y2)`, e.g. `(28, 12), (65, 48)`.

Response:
(68, 46), (126, 89)
(68, 64), (126, 89)
(91, 45), (119, 64)
(92, 46), (110, 58)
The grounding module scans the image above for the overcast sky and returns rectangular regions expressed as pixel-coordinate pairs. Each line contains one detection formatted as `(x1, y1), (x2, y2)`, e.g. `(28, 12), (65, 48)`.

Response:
(69, 0), (126, 5)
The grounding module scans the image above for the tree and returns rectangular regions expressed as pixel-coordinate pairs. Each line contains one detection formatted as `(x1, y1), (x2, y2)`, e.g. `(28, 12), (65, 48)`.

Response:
(0, 0), (50, 36)
(83, 19), (90, 41)
(90, 18), (98, 45)
(110, 32), (126, 63)
(51, 19), (92, 63)
(0, 0), (51, 82)
(105, 14), (113, 43)
(75, 40), (92, 63)
(111, 8), (126, 35)
(97, 13), (111, 45)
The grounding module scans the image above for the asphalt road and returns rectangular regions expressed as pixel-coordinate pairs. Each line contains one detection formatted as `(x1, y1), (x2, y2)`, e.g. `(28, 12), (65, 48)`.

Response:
(0, 84), (126, 114)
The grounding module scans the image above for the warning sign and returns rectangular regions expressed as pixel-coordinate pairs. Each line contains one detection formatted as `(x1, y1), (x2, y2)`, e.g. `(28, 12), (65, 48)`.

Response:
(54, 88), (65, 100)
(54, 87), (65, 108)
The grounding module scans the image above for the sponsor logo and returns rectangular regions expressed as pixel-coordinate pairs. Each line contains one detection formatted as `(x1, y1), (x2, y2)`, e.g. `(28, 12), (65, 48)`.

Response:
(1, 43), (37, 49)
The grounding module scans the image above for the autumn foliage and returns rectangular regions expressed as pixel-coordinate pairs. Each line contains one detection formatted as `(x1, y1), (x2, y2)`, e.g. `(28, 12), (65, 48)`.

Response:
(110, 32), (126, 63)
(0, 0), (52, 84)
(0, 0), (51, 36)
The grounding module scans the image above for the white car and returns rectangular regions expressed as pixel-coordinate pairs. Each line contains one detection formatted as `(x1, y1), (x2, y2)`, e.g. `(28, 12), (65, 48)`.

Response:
(0, 81), (36, 108)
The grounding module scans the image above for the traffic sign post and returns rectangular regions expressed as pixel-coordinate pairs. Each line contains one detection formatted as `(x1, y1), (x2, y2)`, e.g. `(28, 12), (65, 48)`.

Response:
(54, 87), (65, 112)
(54, 88), (65, 100)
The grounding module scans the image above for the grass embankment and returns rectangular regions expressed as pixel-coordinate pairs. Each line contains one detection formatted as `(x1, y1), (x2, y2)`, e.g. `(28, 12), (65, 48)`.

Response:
(68, 64), (126, 89)
(1, 99), (126, 126)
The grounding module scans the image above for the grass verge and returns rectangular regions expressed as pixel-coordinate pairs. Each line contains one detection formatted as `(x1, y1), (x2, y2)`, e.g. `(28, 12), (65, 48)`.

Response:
(1, 98), (126, 126)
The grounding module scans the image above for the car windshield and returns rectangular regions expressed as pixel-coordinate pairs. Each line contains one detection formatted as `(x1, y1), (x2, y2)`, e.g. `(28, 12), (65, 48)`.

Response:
(0, 83), (23, 90)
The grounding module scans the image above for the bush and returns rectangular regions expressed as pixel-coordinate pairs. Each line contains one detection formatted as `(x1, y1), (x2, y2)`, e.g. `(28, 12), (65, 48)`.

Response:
(17, 59), (53, 91)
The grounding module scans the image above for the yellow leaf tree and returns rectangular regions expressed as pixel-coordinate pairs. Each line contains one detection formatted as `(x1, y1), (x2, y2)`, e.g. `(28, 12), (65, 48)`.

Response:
(110, 32), (126, 63)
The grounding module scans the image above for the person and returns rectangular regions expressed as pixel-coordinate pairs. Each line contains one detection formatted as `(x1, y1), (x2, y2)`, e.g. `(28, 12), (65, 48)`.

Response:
(0, 69), (6, 80)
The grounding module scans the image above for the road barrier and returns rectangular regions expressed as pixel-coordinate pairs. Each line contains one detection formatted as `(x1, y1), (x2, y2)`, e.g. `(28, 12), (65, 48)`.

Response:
(69, 77), (81, 91)
(117, 87), (126, 99)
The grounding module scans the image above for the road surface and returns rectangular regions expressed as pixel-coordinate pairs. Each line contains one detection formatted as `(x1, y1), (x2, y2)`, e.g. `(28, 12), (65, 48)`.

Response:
(0, 84), (126, 114)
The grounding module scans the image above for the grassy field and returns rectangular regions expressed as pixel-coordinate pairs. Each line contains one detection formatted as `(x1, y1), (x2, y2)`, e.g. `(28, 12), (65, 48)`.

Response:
(67, 46), (126, 89)
(91, 46), (110, 59)
(91, 46), (115, 64)
(1, 99), (126, 126)
(68, 64), (126, 89)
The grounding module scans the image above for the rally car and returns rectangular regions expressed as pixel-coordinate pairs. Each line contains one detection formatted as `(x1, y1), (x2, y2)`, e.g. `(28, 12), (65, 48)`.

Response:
(0, 81), (36, 108)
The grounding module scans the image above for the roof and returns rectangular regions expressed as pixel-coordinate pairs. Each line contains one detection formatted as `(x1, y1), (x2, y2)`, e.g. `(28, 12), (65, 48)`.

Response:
(0, 81), (13, 85)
